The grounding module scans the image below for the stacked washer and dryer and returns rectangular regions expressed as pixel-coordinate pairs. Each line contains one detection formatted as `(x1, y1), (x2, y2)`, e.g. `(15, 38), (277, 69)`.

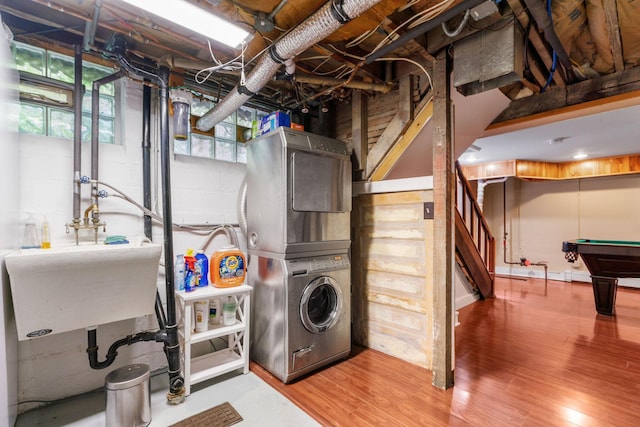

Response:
(246, 127), (352, 383)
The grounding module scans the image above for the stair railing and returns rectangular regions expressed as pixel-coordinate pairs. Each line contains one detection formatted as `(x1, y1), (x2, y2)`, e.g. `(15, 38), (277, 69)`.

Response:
(455, 161), (495, 279)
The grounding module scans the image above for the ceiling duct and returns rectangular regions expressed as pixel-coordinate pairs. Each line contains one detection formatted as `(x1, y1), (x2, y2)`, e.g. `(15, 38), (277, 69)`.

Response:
(453, 18), (524, 96)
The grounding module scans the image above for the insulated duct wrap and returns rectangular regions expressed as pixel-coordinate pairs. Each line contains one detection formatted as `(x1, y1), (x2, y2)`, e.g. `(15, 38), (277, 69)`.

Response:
(196, 0), (382, 131)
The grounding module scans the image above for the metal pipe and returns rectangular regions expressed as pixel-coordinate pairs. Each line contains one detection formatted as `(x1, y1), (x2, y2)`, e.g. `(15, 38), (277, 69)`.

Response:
(196, 0), (383, 131)
(91, 70), (125, 217)
(113, 39), (184, 402)
(268, 0), (289, 19)
(142, 81), (153, 240)
(142, 80), (167, 331)
(83, 0), (102, 51)
(294, 74), (393, 92)
(73, 45), (83, 222)
(365, 0), (488, 64)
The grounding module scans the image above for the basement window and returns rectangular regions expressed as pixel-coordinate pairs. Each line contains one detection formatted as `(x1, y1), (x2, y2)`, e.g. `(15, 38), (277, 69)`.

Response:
(175, 92), (269, 164)
(12, 41), (118, 144)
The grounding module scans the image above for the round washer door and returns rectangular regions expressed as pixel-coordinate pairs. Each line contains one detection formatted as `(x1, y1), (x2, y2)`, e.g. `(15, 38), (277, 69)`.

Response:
(300, 276), (343, 334)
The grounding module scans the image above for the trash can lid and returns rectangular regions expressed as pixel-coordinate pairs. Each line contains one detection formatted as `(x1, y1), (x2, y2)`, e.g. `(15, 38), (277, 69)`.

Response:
(105, 364), (150, 390)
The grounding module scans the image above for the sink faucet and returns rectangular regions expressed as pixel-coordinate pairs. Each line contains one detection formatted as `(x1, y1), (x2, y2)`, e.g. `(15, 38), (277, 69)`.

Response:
(65, 180), (107, 245)
(65, 206), (107, 244)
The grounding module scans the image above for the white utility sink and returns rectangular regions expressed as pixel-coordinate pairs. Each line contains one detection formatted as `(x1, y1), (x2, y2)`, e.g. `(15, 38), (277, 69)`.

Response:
(5, 239), (162, 340)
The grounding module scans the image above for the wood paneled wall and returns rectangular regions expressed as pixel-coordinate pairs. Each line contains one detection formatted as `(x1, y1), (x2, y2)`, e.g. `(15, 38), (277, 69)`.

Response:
(335, 90), (400, 151)
(352, 190), (434, 369)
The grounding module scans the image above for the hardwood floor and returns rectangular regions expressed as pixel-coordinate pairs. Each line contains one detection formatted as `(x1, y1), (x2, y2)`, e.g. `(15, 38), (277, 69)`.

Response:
(251, 276), (640, 426)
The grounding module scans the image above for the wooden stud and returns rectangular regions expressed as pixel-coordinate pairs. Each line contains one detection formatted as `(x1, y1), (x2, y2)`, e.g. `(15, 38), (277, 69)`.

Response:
(431, 49), (454, 389)
(370, 100), (434, 181)
(603, 0), (625, 72)
(352, 90), (368, 182)
(366, 74), (413, 178)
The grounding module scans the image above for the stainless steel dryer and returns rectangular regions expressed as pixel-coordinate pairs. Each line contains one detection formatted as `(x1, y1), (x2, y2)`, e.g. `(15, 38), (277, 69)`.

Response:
(246, 127), (351, 257)
(249, 253), (351, 383)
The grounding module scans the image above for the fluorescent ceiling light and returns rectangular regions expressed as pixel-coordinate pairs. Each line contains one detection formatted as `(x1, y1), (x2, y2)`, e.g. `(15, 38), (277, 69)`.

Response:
(573, 153), (588, 159)
(121, 0), (250, 48)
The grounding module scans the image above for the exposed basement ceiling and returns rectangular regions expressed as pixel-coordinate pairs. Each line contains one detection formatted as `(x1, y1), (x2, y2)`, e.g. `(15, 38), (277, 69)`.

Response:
(2, 0), (640, 168)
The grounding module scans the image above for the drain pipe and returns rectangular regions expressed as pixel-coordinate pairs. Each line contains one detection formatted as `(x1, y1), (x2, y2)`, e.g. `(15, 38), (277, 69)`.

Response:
(112, 38), (184, 403)
(87, 328), (166, 370)
(142, 80), (167, 331)
(196, 0), (383, 131)
(82, 0), (102, 51)
(477, 177), (507, 211)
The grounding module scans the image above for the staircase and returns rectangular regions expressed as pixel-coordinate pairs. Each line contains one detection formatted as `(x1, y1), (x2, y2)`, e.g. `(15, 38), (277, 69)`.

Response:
(455, 162), (495, 298)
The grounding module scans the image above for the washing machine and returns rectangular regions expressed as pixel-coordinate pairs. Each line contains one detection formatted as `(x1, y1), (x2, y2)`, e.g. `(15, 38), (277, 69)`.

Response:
(250, 252), (351, 383)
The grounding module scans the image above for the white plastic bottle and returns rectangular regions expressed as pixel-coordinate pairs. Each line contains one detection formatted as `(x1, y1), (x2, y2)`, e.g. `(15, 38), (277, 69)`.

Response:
(194, 301), (208, 333)
(175, 254), (185, 291)
(222, 296), (237, 326)
(208, 298), (220, 327)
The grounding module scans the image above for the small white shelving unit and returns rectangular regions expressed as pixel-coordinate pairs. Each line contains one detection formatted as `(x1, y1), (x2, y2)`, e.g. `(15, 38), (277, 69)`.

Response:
(175, 284), (252, 396)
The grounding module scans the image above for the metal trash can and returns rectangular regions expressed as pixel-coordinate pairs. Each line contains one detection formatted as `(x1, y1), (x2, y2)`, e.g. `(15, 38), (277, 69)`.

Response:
(105, 364), (151, 427)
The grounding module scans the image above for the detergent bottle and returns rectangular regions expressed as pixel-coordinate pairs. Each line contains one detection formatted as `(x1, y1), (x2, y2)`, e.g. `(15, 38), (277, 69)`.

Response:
(195, 250), (209, 287)
(210, 246), (246, 288)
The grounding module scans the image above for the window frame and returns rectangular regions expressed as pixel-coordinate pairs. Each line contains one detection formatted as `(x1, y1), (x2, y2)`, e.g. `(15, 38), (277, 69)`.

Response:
(13, 41), (121, 145)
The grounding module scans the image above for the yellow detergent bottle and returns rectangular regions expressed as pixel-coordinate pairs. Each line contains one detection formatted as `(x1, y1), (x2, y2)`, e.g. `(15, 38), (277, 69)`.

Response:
(210, 246), (246, 288)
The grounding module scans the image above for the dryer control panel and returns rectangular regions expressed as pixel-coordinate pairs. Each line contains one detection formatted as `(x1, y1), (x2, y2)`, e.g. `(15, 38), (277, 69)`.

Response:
(287, 254), (350, 276)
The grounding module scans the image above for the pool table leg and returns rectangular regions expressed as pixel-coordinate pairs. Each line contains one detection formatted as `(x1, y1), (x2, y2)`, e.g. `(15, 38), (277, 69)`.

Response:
(590, 275), (618, 316)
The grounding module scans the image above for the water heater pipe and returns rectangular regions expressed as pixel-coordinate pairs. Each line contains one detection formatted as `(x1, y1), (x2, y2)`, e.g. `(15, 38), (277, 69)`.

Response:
(196, 0), (383, 131)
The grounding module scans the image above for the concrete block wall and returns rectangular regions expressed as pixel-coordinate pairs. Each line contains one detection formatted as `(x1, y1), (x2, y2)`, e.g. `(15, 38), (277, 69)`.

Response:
(12, 76), (246, 409)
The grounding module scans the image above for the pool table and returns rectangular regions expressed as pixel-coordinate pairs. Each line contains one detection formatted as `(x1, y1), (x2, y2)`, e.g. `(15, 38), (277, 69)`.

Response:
(562, 239), (640, 315)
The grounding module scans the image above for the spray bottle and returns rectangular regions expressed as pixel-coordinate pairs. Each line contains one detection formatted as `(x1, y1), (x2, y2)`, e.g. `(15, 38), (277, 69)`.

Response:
(21, 213), (40, 249)
(184, 249), (197, 292)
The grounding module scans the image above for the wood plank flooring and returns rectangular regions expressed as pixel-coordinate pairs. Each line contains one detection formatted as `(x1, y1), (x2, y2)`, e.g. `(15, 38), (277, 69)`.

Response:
(251, 277), (640, 426)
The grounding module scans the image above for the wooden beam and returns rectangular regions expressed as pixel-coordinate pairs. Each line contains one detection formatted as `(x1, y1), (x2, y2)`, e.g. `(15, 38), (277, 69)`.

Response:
(352, 90), (368, 181)
(506, 0), (565, 87)
(603, 0), (625, 72)
(486, 67), (640, 134)
(310, 44), (383, 84)
(522, 0), (576, 83)
(370, 100), (434, 181)
(431, 50), (454, 390)
(365, 74), (413, 179)
(381, 17), (435, 62)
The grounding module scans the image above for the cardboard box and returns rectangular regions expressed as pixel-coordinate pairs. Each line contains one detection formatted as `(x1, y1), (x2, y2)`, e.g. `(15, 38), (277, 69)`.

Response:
(260, 111), (290, 136)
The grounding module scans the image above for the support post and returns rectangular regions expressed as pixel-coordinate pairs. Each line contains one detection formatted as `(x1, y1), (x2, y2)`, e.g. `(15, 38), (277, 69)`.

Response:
(431, 49), (455, 389)
(351, 90), (368, 181)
